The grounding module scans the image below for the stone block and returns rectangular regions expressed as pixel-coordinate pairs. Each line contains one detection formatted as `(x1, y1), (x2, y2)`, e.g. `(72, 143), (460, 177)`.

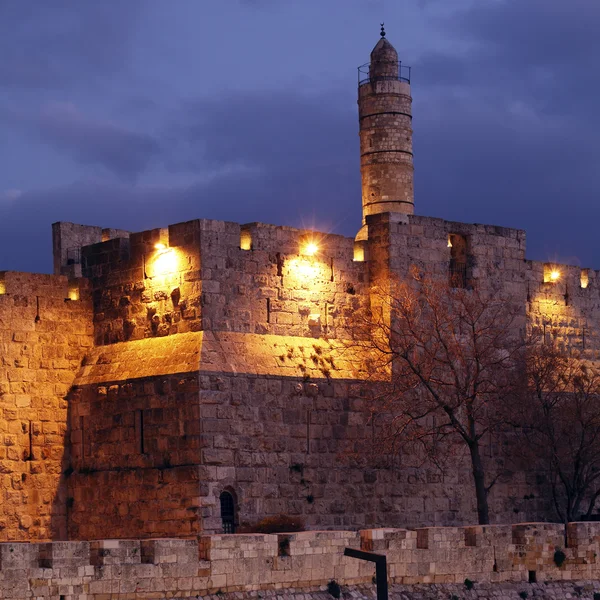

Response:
(38, 541), (90, 568)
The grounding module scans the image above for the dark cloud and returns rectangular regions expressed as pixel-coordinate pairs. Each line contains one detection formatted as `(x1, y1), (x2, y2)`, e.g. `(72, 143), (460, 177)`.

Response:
(33, 103), (161, 182)
(1, 0), (600, 273)
(412, 0), (600, 266)
(0, 88), (362, 272)
(164, 90), (356, 173)
(0, 0), (142, 89)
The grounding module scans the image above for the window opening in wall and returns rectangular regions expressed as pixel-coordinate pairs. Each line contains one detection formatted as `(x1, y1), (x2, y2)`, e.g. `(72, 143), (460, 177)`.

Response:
(528, 570), (537, 583)
(581, 269), (590, 289)
(28, 421), (33, 460)
(240, 228), (252, 251)
(66, 247), (81, 265)
(220, 491), (236, 533)
(136, 409), (145, 454)
(306, 408), (311, 454)
(80, 416), (87, 458)
(448, 233), (468, 288)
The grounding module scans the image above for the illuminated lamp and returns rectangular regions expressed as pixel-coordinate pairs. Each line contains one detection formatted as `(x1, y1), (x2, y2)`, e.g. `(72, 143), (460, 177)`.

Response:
(155, 242), (167, 251)
(550, 270), (560, 282)
(303, 241), (319, 256)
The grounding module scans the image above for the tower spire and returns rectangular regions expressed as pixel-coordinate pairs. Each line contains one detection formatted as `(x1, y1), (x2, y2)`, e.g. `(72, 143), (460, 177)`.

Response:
(380, 22), (386, 38)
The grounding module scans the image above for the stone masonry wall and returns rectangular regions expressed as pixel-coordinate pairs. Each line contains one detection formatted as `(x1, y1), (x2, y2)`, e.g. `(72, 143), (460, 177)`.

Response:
(0, 522), (599, 598)
(42, 213), (600, 540)
(67, 332), (205, 540)
(527, 260), (600, 356)
(81, 219), (368, 347)
(0, 271), (93, 541)
(198, 367), (550, 533)
(67, 372), (202, 540)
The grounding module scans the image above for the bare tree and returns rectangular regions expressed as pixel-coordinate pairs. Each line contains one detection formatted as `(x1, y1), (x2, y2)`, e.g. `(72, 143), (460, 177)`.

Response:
(355, 270), (524, 524)
(517, 341), (600, 523)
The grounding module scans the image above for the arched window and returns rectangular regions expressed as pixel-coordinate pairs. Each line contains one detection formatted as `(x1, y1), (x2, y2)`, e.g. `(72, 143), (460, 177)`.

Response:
(220, 491), (236, 534)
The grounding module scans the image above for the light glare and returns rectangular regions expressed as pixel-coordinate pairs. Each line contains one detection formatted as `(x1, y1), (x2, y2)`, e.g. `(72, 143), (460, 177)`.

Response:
(304, 242), (318, 256)
(154, 248), (177, 275)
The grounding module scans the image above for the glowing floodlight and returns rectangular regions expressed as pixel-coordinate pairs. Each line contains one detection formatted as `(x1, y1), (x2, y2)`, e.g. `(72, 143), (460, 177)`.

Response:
(303, 242), (319, 256)
(550, 270), (560, 282)
(155, 242), (167, 251)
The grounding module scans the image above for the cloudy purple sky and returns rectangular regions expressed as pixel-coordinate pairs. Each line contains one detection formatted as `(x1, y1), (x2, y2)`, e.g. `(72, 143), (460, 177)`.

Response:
(1, 0), (599, 273)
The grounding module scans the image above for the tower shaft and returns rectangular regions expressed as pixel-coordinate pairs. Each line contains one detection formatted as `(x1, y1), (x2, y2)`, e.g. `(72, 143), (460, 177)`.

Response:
(357, 35), (413, 241)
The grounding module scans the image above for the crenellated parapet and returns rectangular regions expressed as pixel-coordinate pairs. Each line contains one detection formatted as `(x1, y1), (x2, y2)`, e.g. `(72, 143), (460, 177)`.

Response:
(1, 523), (600, 597)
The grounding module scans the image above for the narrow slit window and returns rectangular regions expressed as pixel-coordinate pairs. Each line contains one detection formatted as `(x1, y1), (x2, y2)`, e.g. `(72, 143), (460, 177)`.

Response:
(448, 233), (468, 288)
(136, 409), (145, 454)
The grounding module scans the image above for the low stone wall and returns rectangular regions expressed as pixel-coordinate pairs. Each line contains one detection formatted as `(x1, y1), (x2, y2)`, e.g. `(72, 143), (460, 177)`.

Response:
(1, 523), (599, 598)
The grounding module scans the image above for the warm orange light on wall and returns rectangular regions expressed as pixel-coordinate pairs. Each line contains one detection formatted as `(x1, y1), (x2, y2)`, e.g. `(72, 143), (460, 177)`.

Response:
(153, 248), (178, 275)
(296, 260), (319, 279)
(68, 283), (80, 301)
(155, 242), (167, 251)
(581, 269), (590, 289)
(288, 257), (321, 281)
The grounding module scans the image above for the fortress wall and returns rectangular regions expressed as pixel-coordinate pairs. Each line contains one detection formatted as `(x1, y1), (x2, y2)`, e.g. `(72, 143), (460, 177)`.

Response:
(0, 523), (598, 598)
(66, 373), (202, 541)
(527, 259), (600, 356)
(81, 221), (202, 345)
(366, 213), (527, 290)
(197, 221), (368, 339)
(196, 367), (545, 534)
(66, 333), (205, 540)
(81, 219), (369, 347)
(0, 272), (93, 541)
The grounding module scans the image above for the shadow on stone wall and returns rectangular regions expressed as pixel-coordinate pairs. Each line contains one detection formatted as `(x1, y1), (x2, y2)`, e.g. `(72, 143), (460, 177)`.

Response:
(49, 385), (76, 540)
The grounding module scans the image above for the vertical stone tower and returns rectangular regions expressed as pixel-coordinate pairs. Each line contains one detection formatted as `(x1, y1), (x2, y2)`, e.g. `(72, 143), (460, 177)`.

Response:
(356, 25), (414, 241)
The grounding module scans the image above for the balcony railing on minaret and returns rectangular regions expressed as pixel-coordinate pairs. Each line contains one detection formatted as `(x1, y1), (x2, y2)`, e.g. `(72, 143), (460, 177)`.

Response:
(358, 62), (411, 86)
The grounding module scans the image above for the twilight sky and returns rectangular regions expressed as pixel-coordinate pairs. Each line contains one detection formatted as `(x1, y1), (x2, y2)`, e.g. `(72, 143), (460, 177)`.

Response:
(1, 0), (599, 273)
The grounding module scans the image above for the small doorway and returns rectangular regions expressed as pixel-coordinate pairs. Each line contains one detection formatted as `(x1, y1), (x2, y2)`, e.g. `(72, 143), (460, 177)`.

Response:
(220, 491), (236, 533)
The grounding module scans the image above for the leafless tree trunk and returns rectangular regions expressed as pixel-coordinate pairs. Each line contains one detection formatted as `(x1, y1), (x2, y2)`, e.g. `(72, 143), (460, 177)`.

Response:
(516, 342), (600, 522)
(353, 269), (524, 524)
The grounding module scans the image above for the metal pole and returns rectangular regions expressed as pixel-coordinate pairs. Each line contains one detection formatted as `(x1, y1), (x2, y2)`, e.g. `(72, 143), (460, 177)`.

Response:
(375, 557), (388, 600)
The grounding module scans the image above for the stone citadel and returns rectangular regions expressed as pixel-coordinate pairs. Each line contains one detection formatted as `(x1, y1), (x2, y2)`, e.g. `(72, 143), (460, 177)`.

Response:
(0, 30), (597, 545)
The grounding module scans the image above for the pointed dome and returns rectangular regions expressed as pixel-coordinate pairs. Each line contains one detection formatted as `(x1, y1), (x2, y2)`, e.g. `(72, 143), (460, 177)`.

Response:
(369, 34), (399, 80)
(370, 36), (398, 64)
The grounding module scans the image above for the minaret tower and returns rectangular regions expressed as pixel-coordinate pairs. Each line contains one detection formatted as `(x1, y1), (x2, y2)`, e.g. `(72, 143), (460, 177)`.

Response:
(356, 25), (414, 241)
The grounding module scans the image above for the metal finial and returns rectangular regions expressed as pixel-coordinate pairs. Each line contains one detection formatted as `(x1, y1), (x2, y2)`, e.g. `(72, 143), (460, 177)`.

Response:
(380, 23), (386, 38)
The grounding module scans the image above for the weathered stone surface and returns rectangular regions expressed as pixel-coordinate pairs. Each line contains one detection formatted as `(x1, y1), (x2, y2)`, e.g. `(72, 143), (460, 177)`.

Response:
(0, 527), (599, 597)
